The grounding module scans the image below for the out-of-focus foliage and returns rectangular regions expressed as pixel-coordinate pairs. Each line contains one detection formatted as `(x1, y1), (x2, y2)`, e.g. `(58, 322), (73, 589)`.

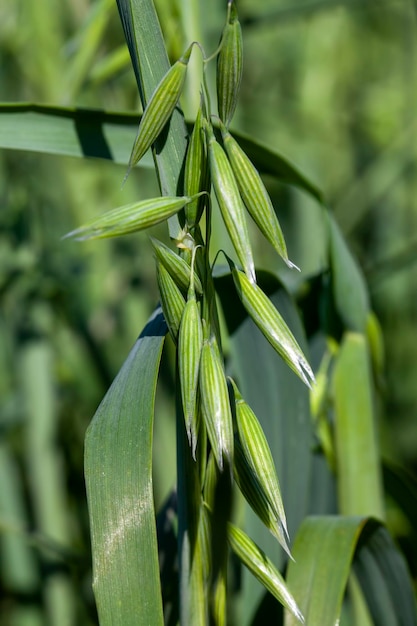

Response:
(1, 0), (417, 624)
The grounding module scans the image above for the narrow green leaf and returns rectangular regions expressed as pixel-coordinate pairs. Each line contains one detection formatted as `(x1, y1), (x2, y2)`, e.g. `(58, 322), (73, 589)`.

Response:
(0, 104), (323, 202)
(85, 308), (166, 626)
(0, 445), (38, 593)
(228, 523), (304, 624)
(64, 195), (193, 240)
(65, 0), (114, 101)
(328, 213), (369, 332)
(333, 332), (385, 520)
(366, 311), (385, 383)
(354, 520), (417, 625)
(285, 516), (365, 626)
(285, 516), (417, 626)
(0, 104), (151, 166)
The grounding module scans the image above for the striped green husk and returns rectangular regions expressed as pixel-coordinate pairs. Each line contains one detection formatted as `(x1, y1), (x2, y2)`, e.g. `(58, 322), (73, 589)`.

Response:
(184, 107), (210, 228)
(212, 568), (227, 626)
(207, 126), (255, 284)
(199, 502), (212, 584)
(230, 380), (290, 555)
(150, 237), (203, 296)
(231, 266), (314, 387)
(203, 451), (218, 512)
(127, 44), (193, 170)
(156, 261), (186, 343)
(216, 1), (243, 127)
(186, 499), (209, 625)
(221, 126), (297, 269)
(178, 295), (203, 458)
(65, 196), (193, 240)
(227, 523), (305, 624)
(234, 442), (290, 556)
(199, 336), (234, 472)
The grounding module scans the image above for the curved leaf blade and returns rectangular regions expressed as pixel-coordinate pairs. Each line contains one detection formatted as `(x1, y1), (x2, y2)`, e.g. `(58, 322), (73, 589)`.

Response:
(333, 332), (385, 520)
(328, 213), (369, 333)
(0, 103), (148, 166)
(354, 523), (417, 626)
(85, 308), (166, 626)
(285, 516), (417, 626)
(0, 103), (323, 203)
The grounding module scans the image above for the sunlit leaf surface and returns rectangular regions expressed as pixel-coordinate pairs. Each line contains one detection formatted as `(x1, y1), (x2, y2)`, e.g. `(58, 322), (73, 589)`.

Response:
(85, 308), (166, 626)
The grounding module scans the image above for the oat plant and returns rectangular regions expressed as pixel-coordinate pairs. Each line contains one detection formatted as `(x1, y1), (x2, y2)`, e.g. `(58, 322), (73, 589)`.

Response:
(2, 0), (416, 624)
(73, 1), (416, 625)
(70, 1), (311, 623)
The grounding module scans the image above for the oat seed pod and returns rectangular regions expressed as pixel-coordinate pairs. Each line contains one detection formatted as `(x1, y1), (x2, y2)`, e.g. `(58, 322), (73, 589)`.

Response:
(184, 106), (210, 228)
(127, 44), (193, 172)
(229, 378), (291, 556)
(64, 196), (194, 241)
(206, 123), (256, 284)
(212, 569), (227, 626)
(178, 255), (203, 457)
(150, 237), (203, 296)
(227, 523), (305, 624)
(156, 261), (186, 343)
(221, 124), (297, 270)
(199, 334), (234, 472)
(217, 1), (243, 127)
(203, 451), (218, 511)
(231, 265), (315, 387)
(199, 502), (212, 584)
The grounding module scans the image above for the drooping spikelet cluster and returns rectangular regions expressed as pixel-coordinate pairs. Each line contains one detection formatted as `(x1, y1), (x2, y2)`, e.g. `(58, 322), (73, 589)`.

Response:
(66, 3), (312, 621)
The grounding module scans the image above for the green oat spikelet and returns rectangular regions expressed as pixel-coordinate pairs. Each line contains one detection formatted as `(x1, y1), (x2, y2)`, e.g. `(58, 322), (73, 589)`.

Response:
(217, 0), (243, 127)
(230, 264), (314, 387)
(229, 378), (291, 556)
(199, 332), (234, 472)
(178, 246), (203, 457)
(64, 196), (195, 240)
(156, 260), (186, 343)
(228, 524), (304, 624)
(125, 43), (194, 179)
(184, 105), (210, 228)
(150, 237), (203, 296)
(220, 122), (298, 270)
(206, 122), (256, 284)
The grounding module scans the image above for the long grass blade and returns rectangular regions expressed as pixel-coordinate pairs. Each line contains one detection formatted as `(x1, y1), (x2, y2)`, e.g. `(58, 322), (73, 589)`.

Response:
(85, 308), (166, 626)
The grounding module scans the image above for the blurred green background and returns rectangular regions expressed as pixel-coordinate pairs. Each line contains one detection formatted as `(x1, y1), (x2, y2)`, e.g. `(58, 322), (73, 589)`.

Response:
(1, 0), (416, 624)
